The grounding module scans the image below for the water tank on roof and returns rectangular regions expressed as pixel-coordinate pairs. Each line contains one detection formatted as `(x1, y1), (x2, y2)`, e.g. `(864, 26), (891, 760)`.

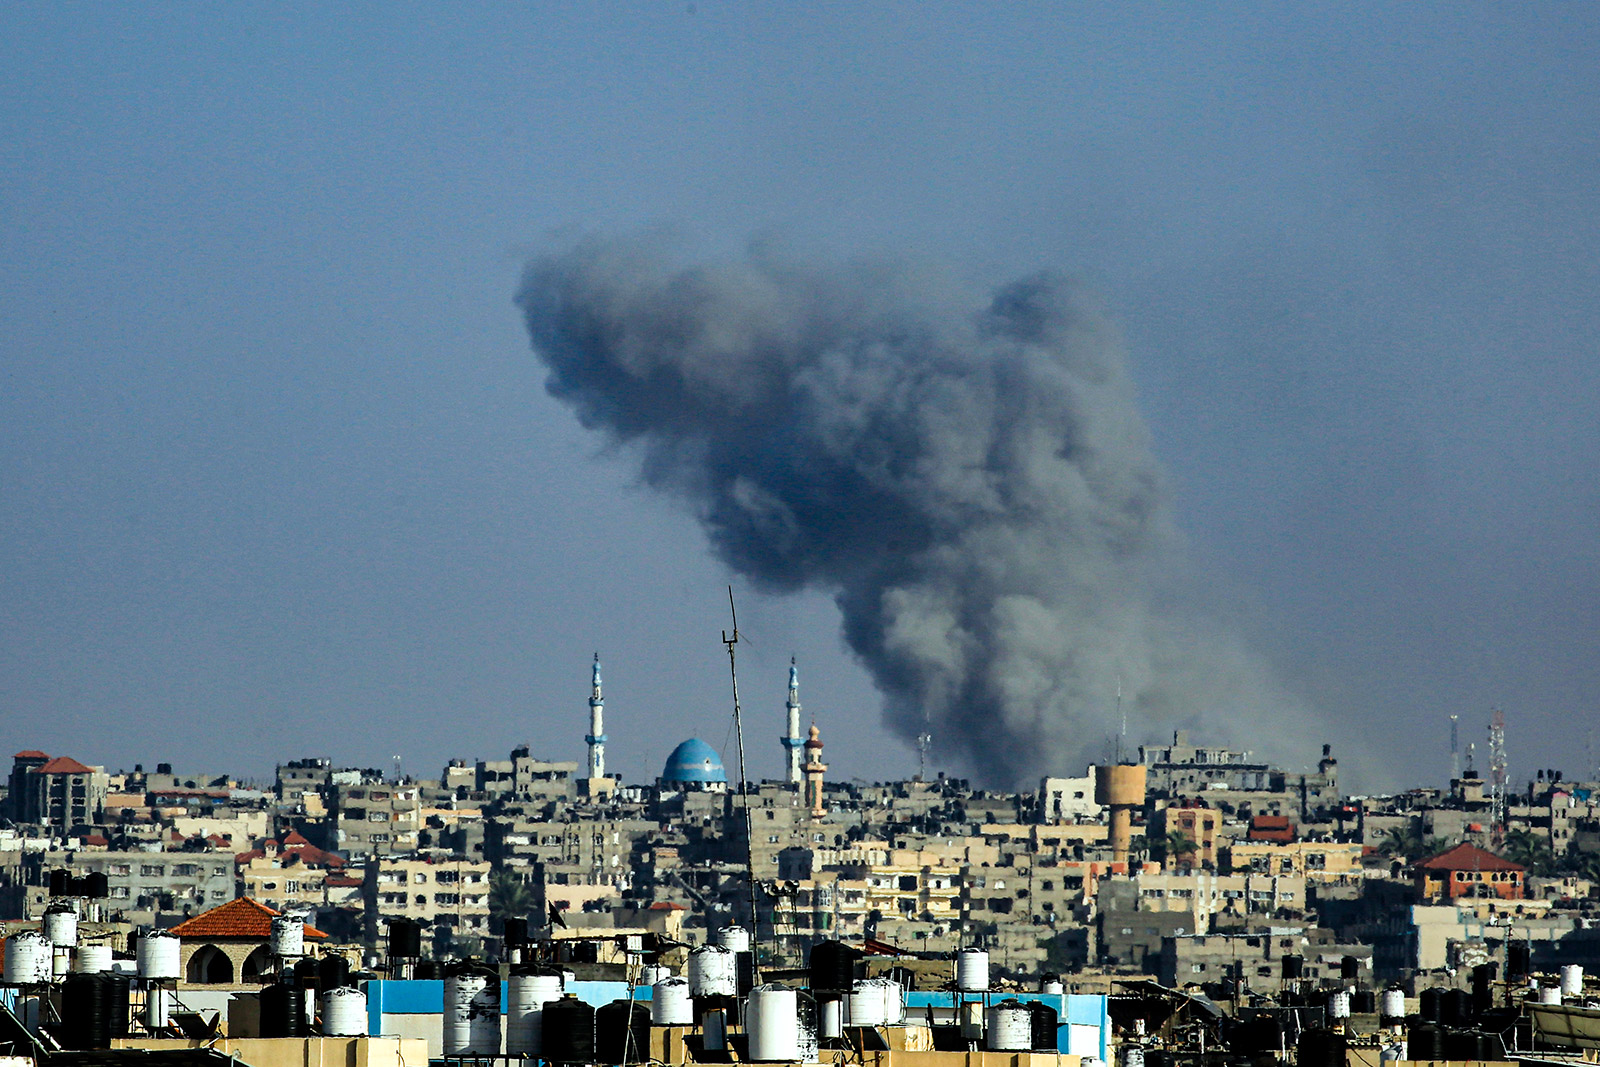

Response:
(320, 987), (367, 1037)
(135, 932), (179, 981)
(596, 1000), (651, 1065)
(74, 944), (113, 975)
(651, 976), (692, 1025)
(270, 915), (303, 959)
(986, 1000), (1033, 1051)
(956, 948), (989, 992)
(4, 931), (51, 985)
(507, 969), (564, 1056)
(688, 944), (736, 997)
(542, 995), (596, 1065)
(747, 985), (801, 1062)
(44, 905), (79, 948)
(443, 964), (501, 1056)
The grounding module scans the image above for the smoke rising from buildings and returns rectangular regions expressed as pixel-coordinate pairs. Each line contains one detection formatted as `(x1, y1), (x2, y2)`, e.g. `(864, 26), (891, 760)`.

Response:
(517, 234), (1321, 785)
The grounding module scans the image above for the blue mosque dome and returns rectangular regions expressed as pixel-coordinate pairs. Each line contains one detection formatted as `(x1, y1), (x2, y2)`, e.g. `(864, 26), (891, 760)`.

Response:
(661, 739), (727, 784)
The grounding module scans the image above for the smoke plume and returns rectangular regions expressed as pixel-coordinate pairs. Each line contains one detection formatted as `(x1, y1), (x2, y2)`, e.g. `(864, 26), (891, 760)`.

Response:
(517, 234), (1320, 785)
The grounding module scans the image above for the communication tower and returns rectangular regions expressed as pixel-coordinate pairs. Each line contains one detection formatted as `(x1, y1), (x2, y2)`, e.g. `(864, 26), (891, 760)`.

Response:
(1488, 708), (1508, 842)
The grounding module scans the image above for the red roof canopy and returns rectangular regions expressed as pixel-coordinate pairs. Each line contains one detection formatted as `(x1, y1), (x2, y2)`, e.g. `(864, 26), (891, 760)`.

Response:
(168, 897), (329, 941)
(1416, 841), (1524, 873)
(34, 756), (94, 775)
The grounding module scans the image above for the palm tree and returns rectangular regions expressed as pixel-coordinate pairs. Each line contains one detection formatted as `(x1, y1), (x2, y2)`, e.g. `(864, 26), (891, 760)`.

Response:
(1163, 830), (1199, 869)
(1379, 824), (1447, 863)
(488, 870), (535, 935)
(1501, 830), (1557, 877)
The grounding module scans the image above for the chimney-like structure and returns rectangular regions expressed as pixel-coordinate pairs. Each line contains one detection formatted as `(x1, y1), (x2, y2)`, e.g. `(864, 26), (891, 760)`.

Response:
(782, 659), (804, 785)
(1095, 762), (1147, 868)
(585, 653), (606, 779)
(803, 724), (827, 817)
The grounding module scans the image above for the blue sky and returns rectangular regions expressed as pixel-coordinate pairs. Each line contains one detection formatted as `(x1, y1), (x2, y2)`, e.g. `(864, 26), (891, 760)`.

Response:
(2, 4), (1596, 791)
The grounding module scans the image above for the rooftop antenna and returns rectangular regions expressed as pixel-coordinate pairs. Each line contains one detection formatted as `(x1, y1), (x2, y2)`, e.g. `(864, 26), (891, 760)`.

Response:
(916, 730), (932, 782)
(721, 586), (761, 983)
(1115, 674), (1127, 765)
(1489, 707), (1508, 844)
(1449, 714), (1460, 784)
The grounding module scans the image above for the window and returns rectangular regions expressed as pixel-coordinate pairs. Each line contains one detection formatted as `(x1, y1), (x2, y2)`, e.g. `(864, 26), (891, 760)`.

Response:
(110, 886), (130, 899)
(141, 865), (162, 876)
(370, 834), (389, 843)
(437, 893), (460, 905)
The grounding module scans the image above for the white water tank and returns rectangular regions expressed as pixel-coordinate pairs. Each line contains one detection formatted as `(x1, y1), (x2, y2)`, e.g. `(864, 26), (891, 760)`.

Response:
(1539, 984), (1563, 1005)
(747, 985), (801, 1062)
(1042, 978), (1065, 996)
(3, 931), (51, 984)
(959, 1000), (985, 1040)
(639, 964), (672, 986)
(819, 998), (843, 1040)
(136, 932), (180, 980)
(507, 971), (563, 1055)
(1562, 965), (1585, 996)
(321, 987), (368, 1036)
(1124, 1047), (1146, 1067)
(847, 979), (887, 1027)
(956, 948), (989, 992)
(44, 908), (79, 948)
(1330, 991), (1351, 1020)
(651, 976), (693, 1025)
(74, 944), (113, 975)
(716, 925), (752, 953)
(270, 915), (303, 959)
(146, 986), (170, 1030)
(1380, 988), (1406, 1019)
(688, 944), (737, 997)
(987, 1000), (1033, 1051)
(443, 970), (501, 1055)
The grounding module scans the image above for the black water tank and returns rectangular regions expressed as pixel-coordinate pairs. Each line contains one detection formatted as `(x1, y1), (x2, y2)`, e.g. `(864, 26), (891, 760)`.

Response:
(504, 917), (529, 947)
(1509, 942), (1531, 980)
(83, 871), (108, 898)
(1443, 1029), (1487, 1060)
(809, 940), (859, 992)
(260, 982), (309, 1037)
(1419, 987), (1443, 1023)
(317, 954), (350, 992)
(1341, 956), (1360, 983)
(60, 973), (129, 1049)
(1441, 987), (1473, 1027)
(293, 957), (319, 986)
(1472, 963), (1496, 1015)
(1352, 990), (1376, 1014)
(413, 960), (442, 980)
(543, 995), (596, 1065)
(1029, 1002), (1059, 1051)
(388, 919), (422, 959)
(1407, 1022), (1444, 1060)
(596, 999), (651, 1064)
(1297, 1028), (1346, 1067)
(1282, 955), (1304, 979)
(49, 868), (70, 897)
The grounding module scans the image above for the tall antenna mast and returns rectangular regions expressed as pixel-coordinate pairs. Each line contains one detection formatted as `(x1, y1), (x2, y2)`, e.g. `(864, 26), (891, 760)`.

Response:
(1488, 708), (1508, 844)
(1449, 714), (1460, 784)
(1116, 675), (1126, 764)
(916, 730), (932, 782)
(722, 587), (761, 982)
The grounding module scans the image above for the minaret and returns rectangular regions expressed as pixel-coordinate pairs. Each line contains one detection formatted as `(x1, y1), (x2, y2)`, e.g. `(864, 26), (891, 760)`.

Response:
(781, 658), (804, 785)
(802, 723), (828, 817)
(585, 653), (606, 779)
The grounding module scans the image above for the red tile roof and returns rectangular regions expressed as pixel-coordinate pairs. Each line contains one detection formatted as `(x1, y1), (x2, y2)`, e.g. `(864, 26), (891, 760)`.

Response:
(168, 897), (329, 941)
(1416, 841), (1524, 873)
(34, 756), (94, 775)
(14, 750), (49, 759)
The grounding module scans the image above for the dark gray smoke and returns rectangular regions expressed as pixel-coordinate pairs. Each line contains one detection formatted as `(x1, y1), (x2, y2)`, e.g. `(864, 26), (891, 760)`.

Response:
(517, 234), (1321, 785)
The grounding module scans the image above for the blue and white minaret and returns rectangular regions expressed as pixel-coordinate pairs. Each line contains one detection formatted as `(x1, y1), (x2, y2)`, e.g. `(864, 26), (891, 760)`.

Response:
(781, 658), (804, 785)
(585, 653), (606, 779)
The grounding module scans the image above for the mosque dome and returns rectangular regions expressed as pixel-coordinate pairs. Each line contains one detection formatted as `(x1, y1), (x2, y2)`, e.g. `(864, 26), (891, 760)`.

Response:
(661, 739), (727, 784)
